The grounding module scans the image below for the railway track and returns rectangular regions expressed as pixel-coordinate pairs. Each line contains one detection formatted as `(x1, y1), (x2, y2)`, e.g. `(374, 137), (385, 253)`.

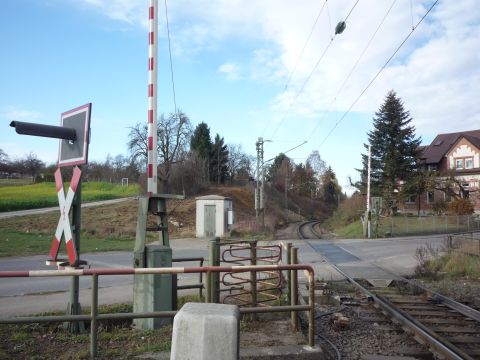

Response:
(297, 220), (480, 359)
(297, 220), (322, 239)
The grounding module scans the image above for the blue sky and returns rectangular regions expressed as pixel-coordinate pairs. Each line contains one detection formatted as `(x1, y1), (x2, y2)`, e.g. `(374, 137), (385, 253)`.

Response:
(1, 0), (479, 194)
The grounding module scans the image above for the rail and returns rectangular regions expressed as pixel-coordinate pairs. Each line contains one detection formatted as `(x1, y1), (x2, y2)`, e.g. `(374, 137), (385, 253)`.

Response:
(0, 264), (315, 358)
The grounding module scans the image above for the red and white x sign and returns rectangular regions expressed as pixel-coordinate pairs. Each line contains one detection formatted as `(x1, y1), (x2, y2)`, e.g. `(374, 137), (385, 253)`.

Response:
(49, 166), (82, 265)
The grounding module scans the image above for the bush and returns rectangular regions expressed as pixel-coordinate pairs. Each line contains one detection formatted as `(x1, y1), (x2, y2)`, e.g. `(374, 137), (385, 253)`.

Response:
(431, 200), (447, 215)
(324, 193), (364, 229)
(448, 198), (474, 215)
(414, 243), (443, 278)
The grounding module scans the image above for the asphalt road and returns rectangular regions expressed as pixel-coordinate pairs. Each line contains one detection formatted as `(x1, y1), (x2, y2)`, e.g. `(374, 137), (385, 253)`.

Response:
(0, 238), (208, 317)
(0, 197), (135, 219)
(0, 234), (445, 317)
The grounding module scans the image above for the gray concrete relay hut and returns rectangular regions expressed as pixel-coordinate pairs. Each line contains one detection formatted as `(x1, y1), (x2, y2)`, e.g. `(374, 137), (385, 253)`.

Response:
(195, 195), (234, 238)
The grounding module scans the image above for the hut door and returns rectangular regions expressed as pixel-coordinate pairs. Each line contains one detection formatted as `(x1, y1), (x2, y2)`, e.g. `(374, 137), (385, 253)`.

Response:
(204, 205), (216, 237)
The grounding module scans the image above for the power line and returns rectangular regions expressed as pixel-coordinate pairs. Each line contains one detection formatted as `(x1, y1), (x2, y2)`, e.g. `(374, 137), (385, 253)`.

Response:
(283, 0), (328, 93)
(265, 140), (308, 163)
(318, 0), (439, 148)
(164, 0), (177, 116)
(261, 0), (328, 137)
(268, 0), (361, 140)
(307, 0), (398, 142)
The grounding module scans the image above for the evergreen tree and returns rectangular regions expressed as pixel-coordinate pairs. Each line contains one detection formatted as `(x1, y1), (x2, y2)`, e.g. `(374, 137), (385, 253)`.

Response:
(320, 166), (342, 206)
(190, 122), (212, 181)
(190, 122), (212, 159)
(354, 90), (421, 213)
(210, 134), (229, 184)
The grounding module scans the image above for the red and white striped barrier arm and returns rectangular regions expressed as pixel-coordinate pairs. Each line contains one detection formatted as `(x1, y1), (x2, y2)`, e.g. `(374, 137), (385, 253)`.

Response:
(147, 0), (158, 195)
(0, 264), (314, 279)
(49, 166), (81, 265)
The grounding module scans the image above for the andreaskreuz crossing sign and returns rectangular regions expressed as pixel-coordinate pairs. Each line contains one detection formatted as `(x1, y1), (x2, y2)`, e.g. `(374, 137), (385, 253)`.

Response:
(49, 166), (82, 265)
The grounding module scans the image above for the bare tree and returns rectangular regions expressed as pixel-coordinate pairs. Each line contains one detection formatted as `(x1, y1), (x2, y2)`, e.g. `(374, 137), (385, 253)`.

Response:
(127, 110), (192, 192)
(127, 123), (148, 165)
(0, 148), (9, 173)
(227, 144), (247, 184)
(23, 152), (45, 178)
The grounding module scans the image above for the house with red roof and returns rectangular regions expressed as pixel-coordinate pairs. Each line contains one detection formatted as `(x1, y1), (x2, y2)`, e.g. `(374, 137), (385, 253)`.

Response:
(402, 129), (480, 213)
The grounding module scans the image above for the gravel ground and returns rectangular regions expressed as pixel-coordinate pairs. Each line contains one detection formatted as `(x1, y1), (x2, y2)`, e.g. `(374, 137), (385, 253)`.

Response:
(311, 283), (431, 360)
(417, 277), (480, 310)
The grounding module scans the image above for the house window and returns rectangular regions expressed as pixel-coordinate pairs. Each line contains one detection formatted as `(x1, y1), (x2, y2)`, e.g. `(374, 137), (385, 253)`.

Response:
(427, 164), (437, 171)
(405, 194), (416, 204)
(465, 158), (474, 169)
(455, 159), (463, 170)
(427, 191), (434, 204)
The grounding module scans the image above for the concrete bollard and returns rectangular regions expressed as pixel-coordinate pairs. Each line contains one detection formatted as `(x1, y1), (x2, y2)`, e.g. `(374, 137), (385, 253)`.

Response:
(170, 302), (240, 360)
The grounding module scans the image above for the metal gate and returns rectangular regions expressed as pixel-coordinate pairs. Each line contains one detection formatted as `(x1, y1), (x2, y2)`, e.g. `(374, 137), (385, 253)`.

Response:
(218, 240), (283, 307)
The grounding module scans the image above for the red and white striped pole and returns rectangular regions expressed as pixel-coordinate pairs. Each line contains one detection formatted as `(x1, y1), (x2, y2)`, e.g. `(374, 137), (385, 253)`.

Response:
(147, 0), (158, 195)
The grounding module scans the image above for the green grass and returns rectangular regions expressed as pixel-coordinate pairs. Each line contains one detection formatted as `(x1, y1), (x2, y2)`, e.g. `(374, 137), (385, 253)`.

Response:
(333, 220), (364, 238)
(442, 253), (480, 278)
(0, 182), (139, 212)
(0, 299), (207, 359)
(0, 230), (135, 257)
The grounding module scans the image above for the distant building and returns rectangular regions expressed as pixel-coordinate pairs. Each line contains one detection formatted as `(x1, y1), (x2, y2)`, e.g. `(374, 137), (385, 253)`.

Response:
(401, 129), (480, 213)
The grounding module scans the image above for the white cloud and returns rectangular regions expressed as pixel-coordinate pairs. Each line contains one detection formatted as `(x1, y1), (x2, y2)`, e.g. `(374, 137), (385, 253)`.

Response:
(78, 0), (480, 139)
(218, 62), (240, 80)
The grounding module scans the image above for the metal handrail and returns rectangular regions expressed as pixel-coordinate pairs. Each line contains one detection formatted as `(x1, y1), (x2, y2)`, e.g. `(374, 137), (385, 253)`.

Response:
(0, 264), (315, 358)
(172, 256), (204, 298)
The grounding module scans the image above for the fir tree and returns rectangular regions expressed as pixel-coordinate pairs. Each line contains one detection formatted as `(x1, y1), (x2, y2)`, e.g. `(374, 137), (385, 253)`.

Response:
(210, 134), (229, 184)
(190, 122), (212, 159)
(354, 90), (421, 212)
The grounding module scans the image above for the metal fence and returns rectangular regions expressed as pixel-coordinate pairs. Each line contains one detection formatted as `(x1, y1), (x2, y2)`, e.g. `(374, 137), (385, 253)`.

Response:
(0, 263), (314, 358)
(446, 232), (480, 256)
(375, 215), (480, 237)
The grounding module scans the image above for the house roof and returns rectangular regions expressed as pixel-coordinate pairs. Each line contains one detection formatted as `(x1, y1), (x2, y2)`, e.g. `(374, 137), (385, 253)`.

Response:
(420, 129), (480, 164)
(196, 195), (232, 201)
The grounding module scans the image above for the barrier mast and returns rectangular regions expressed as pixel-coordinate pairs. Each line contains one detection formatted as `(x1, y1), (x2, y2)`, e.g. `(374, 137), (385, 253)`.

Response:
(147, 0), (158, 195)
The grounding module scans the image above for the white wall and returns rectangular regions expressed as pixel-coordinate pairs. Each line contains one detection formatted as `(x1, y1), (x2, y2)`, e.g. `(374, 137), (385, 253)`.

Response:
(196, 199), (232, 238)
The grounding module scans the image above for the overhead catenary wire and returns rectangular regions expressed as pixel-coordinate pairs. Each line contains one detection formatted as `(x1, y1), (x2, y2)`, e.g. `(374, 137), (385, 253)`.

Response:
(306, 0), (398, 142)
(164, 0), (178, 116)
(283, 0), (328, 93)
(264, 140), (308, 163)
(261, 0), (328, 137)
(268, 0), (361, 140)
(317, 0), (439, 148)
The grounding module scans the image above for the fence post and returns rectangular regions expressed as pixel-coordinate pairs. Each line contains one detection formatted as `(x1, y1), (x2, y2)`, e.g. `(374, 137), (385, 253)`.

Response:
(250, 241), (257, 308)
(214, 237), (220, 303)
(290, 247), (298, 332)
(206, 238), (216, 303)
(90, 274), (98, 359)
(286, 243), (292, 304)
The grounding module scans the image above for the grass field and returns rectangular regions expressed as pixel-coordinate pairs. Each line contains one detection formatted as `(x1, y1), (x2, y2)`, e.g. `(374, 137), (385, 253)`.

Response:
(0, 182), (140, 212)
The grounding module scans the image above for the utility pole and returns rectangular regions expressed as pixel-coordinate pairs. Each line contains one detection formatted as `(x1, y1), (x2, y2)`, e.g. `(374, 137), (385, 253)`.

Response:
(367, 144), (371, 238)
(255, 138), (265, 229)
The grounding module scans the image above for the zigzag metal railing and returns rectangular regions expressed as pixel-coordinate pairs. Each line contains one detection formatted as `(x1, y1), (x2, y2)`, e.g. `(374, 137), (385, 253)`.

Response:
(219, 241), (283, 307)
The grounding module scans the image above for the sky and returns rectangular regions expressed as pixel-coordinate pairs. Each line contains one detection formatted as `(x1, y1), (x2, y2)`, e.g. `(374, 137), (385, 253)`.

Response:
(1, 0), (479, 194)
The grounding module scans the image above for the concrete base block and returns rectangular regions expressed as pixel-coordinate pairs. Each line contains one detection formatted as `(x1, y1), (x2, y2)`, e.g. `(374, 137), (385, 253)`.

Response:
(170, 302), (240, 360)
